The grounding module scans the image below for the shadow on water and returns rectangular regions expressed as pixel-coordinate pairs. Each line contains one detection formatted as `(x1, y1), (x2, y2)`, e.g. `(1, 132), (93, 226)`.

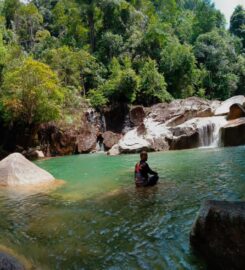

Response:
(1, 146), (245, 269)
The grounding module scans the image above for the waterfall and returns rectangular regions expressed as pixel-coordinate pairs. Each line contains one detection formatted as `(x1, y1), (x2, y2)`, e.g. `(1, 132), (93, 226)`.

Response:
(198, 124), (215, 147)
(96, 141), (105, 152)
(198, 116), (227, 148)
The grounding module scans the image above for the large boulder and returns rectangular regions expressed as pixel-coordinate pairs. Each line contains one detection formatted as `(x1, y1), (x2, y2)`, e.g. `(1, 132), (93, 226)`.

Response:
(221, 118), (245, 147)
(0, 153), (54, 186)
(102, 131), (121, 150)
(150, 97), (217, 126)
(190, 200), (245, 270)
(214, 95), (245, 116)
(227, 103), (245, 120)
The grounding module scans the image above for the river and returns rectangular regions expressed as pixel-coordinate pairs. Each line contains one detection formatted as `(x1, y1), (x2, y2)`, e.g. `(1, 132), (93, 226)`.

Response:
(1, 146), (245, 269)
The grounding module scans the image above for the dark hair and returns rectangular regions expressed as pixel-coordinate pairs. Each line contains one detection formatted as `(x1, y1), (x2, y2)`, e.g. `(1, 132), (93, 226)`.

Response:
(140, 151), (148, 159)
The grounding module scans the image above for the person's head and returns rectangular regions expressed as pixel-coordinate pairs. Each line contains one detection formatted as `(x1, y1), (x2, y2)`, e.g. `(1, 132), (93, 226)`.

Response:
(140, 151), (148, 161)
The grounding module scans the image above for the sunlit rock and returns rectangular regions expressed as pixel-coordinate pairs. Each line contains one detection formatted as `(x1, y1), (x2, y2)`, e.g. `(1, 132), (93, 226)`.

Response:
(214, 95), (245, 116)
(0, 153), (55, 186)
(107, 144), (120, 156)
(190, 200), (245, 270)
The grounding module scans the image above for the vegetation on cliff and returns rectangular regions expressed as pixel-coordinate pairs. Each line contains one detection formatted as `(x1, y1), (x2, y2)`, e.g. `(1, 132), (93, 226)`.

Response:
(0, 0), (244, 122)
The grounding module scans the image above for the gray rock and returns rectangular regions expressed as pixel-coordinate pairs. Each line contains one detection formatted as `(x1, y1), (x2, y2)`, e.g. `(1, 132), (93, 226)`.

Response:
(0, 153), (54, 186)
(190, 200), (245, 270)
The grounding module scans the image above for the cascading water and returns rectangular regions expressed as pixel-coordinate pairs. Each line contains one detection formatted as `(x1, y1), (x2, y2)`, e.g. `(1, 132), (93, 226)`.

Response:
(198, 116), (228, 148)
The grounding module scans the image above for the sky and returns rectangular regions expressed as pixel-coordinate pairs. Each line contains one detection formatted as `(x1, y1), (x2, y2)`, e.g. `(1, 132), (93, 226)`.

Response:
(213, 0), (245, 25)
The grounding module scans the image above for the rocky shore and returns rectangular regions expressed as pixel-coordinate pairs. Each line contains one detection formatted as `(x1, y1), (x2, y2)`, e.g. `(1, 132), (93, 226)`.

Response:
(1, 95), (245, 159)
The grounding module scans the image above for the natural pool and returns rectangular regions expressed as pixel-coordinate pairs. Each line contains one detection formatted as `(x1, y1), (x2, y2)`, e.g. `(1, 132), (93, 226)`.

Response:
(1, 146), (245, 269)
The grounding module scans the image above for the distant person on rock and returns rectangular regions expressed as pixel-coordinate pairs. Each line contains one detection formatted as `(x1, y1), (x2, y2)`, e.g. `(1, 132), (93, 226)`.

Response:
(135, 151), (159, 187)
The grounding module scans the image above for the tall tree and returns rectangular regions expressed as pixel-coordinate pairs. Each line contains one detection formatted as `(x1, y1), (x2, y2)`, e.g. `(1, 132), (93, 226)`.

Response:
(230, 5), (245, 48)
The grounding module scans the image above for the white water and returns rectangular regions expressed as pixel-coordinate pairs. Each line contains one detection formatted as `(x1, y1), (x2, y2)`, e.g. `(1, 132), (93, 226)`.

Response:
(198, 116), (228, 148)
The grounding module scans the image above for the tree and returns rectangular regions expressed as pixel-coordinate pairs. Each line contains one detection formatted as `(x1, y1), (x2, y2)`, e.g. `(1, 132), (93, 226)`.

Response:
(160, 35), (199, 98)
(0, 58), (64, 125)
(194, 29), (240, 99)
(2, 0), (21, 28)
(99, 57), (140, 103)
(138, 58), (172, 105)
(42, 46), (103, 95)
(230, 5), (245, 48)
(13, 3), (43, 50)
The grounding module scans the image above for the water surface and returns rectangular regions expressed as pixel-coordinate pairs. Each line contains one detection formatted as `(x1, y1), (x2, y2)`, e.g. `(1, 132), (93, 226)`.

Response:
(1, 146), (245, 269)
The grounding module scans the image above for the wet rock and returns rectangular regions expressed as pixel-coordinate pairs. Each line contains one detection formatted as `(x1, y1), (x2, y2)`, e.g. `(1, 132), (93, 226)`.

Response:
(227, 103), (245, 120)
(0, 153), (54, 186)
(129, 106), (145, 126)
(190, 200), (245, 270)
(107, 144), (120, 156)
(170, 130), (199, 150)
(102, 131), (121, 150)
(103, 103), (130, 133)
(38, 112), (99, 156)
(214, 95), (245, 116)
(221, 118), (245, 147)
(76, 130), (97, 153)
(0, 252), (25, 270)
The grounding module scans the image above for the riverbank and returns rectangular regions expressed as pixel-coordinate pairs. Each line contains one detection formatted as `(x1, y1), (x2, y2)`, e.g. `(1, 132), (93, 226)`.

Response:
(1, 95), (245, 160)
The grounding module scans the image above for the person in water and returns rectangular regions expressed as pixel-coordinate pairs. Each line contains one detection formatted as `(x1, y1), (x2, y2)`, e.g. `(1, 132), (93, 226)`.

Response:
(135, 151), (159, 187)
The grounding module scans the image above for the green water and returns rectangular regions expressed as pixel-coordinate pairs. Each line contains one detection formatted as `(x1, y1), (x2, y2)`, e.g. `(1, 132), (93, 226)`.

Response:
(1, 146), (245, 269)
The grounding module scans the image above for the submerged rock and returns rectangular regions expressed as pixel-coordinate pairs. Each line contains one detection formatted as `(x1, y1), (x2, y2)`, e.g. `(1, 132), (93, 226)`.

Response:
(0, 153), (54, 186)
(214, 95), (245, 116)
(190, 200), (245, 270)
(221, 118), (245, 147)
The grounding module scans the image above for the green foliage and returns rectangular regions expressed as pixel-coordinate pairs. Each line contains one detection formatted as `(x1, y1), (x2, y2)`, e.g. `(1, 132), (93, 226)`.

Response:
(194, 29), (241, 99)
(139, 58), (172, 105)
(88, 89), (108, 109)
(160, 36), (199, 98)
(100, 57), (140, 103)
(0, 58), (64, 125)
(0, 0), (243, 114)
(230, 5), (245, 48)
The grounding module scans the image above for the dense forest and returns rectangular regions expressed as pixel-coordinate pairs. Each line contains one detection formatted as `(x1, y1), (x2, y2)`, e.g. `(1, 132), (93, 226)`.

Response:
(0, 0), (244, 128)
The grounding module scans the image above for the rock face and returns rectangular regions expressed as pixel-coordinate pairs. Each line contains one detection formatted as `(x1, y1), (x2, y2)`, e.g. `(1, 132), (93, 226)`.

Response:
(38, 111), (100, 156)
(221, 118), (245, 147)
(129, 106), (145, 126)
(0, 153), (54, 186)
(227, 103), (245, 120)
(102, 131), (121, 150)
(214, 95), (245, 116)
(0, 252), (25, 270)
(190, 200), (245, 270)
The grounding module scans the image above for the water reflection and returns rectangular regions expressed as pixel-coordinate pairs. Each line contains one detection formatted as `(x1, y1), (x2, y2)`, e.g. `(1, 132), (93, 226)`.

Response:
(0, 146), (245, 269)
